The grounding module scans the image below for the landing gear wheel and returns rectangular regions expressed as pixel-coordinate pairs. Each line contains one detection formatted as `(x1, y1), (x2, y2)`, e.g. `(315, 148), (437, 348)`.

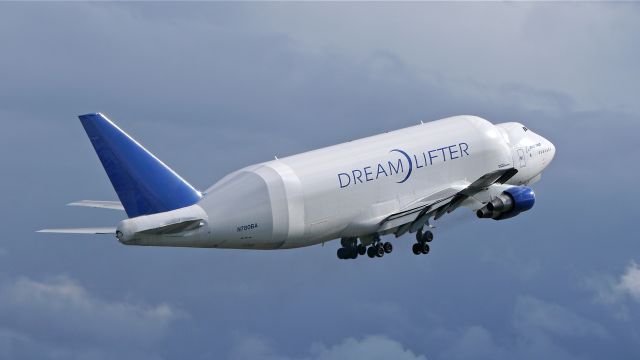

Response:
(416, 229), (434, 243)
(367, 246), (377, 258)
(412, 243), (422, 255)
(421, 243), (430, 255)
(375, 244), (385, 257)
(357, 244), (367, 256)
(337, 248), (346, 259)
(424, 230), (433, 243)
(383, 242), (393, 254)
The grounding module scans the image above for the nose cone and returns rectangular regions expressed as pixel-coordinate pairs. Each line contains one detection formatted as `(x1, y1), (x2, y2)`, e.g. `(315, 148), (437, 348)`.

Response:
(548, 141), (556, 163)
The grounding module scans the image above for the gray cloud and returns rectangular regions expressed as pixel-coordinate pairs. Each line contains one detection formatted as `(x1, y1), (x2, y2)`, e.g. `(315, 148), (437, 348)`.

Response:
(586, 260), (640, 321)
(1, 2), (639, 359)
(0, 275), (183, 359)
(228, 335), (426, 360)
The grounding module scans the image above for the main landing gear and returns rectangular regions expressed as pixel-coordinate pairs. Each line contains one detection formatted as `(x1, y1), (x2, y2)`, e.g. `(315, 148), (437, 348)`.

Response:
(337, 236), (392, 260)
(412, 228), (433, 256)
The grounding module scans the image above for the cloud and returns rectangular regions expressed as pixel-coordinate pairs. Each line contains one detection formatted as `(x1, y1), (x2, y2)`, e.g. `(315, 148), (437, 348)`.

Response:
(435, 296), (608, 360)
(615, 261), (640, 301)
(0, 2), (639, 360)
(513, 296), (607, 338)
(309, 336), (426, 360)
(438, 326), (507, 360)
(0, 275), (185, 359)
(228, 335), (426, 360)
(586, 260), (640, 320)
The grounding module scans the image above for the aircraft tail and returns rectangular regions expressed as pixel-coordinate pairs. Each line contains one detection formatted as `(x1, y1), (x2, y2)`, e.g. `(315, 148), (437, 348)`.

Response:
(78, 113), (202, 218)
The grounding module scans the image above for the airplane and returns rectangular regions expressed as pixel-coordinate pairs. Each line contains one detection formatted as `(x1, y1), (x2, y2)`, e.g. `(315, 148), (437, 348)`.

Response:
(39, 113), (555, 259)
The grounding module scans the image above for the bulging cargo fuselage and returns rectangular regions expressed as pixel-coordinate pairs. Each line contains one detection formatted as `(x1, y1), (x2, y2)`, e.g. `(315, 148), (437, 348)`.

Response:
(117, 115), (555, 249)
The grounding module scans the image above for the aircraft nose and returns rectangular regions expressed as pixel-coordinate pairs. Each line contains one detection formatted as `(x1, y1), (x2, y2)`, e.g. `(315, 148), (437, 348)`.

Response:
(549, 141), (556, 162)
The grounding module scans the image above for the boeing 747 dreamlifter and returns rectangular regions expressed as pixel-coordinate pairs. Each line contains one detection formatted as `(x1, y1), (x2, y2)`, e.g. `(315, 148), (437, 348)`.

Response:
(40, 113), (555, 259)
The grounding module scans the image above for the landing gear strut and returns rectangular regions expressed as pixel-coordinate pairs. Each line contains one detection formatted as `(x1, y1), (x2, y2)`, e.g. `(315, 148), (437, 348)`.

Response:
(412, 228), (433, 255)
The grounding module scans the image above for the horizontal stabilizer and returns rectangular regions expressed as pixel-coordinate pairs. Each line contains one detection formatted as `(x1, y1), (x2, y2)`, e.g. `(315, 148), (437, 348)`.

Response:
(37, 227), (116, 234)
(67, 200), (124, 211)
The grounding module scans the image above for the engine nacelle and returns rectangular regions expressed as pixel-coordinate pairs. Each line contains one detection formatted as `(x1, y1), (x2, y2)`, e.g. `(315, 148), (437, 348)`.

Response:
(476, 186), (535, 220)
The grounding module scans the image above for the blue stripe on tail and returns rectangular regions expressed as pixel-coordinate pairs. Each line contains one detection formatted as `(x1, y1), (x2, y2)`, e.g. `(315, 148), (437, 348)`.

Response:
(79, 113), (202, 218)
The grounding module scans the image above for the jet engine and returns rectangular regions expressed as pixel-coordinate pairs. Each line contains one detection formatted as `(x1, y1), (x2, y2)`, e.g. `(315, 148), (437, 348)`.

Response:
(476, 186), (535, 220)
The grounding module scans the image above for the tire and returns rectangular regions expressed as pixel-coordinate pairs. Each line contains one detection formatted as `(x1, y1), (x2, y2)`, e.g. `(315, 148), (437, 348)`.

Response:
(367, 246), (377, 258)
(337, 248), (346, 259)
(383, 242), (393, 254)
(358, 244), (367, 256)
(421, 243), (430, 255)
(412, 243), (421, 255)
(424, 230), (434, 243)
(376, 244), (385, 257)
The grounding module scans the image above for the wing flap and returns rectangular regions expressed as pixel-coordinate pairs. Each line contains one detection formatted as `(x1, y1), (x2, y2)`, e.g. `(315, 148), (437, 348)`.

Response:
(433, 168), (517, 220)
(378, 187), (460, 232)
(379, 168), (518, 236)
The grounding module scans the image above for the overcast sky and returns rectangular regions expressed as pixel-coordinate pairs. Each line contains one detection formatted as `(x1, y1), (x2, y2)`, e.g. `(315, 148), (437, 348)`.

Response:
(1, 2), (640, 359)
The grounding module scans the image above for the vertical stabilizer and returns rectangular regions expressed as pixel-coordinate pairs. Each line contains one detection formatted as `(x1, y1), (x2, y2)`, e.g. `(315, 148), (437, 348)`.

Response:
(79, 113), (202, 218)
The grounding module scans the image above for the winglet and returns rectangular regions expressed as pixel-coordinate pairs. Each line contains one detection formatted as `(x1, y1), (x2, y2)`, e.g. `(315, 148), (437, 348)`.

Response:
(79, 113), (202, 218)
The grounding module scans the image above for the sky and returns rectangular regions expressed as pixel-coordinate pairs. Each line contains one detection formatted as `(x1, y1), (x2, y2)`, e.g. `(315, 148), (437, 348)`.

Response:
(1, 2), (639, 359)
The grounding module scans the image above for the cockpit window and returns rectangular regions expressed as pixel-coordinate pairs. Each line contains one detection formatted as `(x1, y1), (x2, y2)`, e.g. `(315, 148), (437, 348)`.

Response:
(522, 126), (529, 132)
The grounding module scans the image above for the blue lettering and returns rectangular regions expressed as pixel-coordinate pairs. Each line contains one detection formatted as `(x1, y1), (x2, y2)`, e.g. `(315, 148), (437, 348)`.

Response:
(338, 173), (351, 188)
(413, 154), (424, 169)
(376, 163), (388, 178)
(352, 169), (364, 183)
(459, 142), (469, 156)
(388, 159), (403, 175)
(336, 143), (470, 188)
(439, 147), (447, 161)
(448, 145), (459, 159)
(364, 166), (373, 181)
(428, 149), (438, 165)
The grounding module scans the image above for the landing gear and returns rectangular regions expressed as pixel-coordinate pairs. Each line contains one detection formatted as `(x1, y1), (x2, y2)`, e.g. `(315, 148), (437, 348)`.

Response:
(339, 236), (393, 260)
(337, 247), (358, 259)
(412, 228), (433, 256)
(357, 244), (367, 256)
(337, 237), (359, 259)
(367, 245), (377, 258)
(416, 229), (433, 243)
(375, 243), (385, 257)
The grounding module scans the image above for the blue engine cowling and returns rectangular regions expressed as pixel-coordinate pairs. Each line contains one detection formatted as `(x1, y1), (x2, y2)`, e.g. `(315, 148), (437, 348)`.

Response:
(476, 186), (535, 220)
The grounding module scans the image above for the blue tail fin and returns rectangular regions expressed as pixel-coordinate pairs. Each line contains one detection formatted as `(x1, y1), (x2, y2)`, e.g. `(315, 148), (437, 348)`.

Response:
(79, 113), (202, 218)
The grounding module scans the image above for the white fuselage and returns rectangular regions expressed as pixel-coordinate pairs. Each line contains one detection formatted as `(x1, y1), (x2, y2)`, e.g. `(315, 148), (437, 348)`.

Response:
(117, 115), (555, 249)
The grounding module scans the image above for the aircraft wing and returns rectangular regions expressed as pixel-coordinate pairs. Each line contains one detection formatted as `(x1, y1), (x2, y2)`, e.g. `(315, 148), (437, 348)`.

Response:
(379, 168), (518, 237)
(67, 200), (124, 211)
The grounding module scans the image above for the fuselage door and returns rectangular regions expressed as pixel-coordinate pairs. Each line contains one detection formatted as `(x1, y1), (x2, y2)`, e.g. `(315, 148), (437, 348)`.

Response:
(515, 148), (526, 168)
